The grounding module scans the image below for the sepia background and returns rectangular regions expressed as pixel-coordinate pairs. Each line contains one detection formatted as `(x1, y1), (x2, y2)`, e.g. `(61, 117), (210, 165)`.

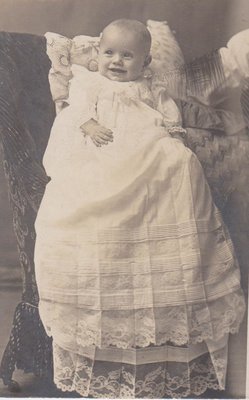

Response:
(0, 0), (248, 397)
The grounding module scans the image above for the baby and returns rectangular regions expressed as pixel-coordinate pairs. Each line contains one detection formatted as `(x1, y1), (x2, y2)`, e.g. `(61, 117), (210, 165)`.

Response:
(80, 19), (183, 146)
(35, 18), (245, 399)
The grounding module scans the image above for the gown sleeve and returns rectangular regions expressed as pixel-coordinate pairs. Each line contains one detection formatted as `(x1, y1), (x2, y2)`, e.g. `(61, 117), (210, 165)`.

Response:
(67, 65), (99, 126)
(156, 90), (187, 138)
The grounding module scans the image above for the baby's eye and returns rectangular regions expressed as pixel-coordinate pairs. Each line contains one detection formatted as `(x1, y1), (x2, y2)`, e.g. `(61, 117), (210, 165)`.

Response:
(123, 52), (133, 59)
(105, 50), (113, 55)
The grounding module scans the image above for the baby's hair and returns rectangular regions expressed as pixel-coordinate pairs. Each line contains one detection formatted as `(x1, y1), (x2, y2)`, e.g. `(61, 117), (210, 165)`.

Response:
(101, 19), (152, 54)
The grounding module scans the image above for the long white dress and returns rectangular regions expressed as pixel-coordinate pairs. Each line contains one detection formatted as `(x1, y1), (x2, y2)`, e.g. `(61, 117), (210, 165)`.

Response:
(34, 65), (245, 398)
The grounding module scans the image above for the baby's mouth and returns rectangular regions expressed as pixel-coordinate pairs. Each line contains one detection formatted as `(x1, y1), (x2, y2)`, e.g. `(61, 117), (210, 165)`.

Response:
(109, 68), (126, 74)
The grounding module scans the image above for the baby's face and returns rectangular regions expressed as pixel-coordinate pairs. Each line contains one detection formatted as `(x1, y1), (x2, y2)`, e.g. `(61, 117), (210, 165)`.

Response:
(99, 26), (150, 82)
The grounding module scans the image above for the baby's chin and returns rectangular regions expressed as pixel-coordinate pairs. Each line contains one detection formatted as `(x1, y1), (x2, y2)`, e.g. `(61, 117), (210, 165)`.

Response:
(105, 71), (129, 82)
(100, 69), (139, 82)
(108, 75), (129, 82)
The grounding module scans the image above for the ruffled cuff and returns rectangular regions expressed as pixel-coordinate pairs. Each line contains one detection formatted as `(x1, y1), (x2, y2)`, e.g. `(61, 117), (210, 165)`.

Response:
(164, 121), (187, 140)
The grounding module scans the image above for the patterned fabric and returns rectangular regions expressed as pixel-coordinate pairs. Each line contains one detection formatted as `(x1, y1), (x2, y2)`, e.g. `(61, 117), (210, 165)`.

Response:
(39, 291), (244, 350)
(0, 32), (55, 385)
(53, 342), (227, 398)
(0, 303), (52, 385)
(178, 100), (249, 209)
(0, 32), (54, 299)
(241, 77), (249, 127)
(151, 50), (226, 102)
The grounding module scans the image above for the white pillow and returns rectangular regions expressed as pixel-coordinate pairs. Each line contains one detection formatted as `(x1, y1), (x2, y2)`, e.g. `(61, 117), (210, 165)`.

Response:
(226, 29), (249, 79)
(147, 20), (184, 73)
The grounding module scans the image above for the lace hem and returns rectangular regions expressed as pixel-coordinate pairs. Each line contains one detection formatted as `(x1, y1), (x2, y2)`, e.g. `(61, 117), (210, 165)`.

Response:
(53, 343), (227, 398)
(55, 377), (223, 399)
(39, 289), (245, 350)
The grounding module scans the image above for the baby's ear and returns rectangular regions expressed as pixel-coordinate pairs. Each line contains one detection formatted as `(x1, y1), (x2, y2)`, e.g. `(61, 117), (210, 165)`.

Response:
(144, 54), (152, 67)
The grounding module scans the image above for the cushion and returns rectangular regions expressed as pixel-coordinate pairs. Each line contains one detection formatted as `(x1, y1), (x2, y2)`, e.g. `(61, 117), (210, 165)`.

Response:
(195, 29), (249, 109)
(226, 29), (249, 80)
(177, 100), (224, 132)
(45, 20), (184, 104)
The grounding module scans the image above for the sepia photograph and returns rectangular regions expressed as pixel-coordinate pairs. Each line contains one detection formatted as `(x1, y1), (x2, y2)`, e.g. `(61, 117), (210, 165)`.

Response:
(0, 0), (249, 398)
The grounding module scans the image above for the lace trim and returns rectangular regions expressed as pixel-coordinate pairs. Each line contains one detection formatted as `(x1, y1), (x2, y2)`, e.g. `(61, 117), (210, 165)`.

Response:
(165, 124), (187, 137)
(39, 290), (245, 350)
(53, 344), (226, 398)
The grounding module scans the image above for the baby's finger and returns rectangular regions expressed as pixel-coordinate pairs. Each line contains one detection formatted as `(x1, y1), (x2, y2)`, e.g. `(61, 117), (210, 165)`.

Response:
(92, 137), (101, 147)
(99, 132), (113, 142)
(95, 133), (112, 143)
(100, 128), (113, 138)
(104, 129), (114, 137)
(96, 137), (108, 145)
(98, 133), (113, 143)
(94, 136), (106, 145)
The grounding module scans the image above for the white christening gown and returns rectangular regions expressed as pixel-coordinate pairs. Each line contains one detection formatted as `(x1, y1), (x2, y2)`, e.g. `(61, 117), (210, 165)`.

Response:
(34, 65), (245, 398)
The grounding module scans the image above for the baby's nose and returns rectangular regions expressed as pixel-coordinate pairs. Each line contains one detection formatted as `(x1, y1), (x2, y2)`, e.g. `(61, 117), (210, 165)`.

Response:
(112, 54), (123, 64)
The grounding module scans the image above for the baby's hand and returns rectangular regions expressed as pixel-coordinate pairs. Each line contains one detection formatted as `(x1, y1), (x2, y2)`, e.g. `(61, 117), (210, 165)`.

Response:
(80, 119), (113, 147)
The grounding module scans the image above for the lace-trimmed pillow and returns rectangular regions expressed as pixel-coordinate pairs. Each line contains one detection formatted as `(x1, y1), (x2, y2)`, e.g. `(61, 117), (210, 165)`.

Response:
(45, 20), (184, 105)
(45, 32), (72, 103)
